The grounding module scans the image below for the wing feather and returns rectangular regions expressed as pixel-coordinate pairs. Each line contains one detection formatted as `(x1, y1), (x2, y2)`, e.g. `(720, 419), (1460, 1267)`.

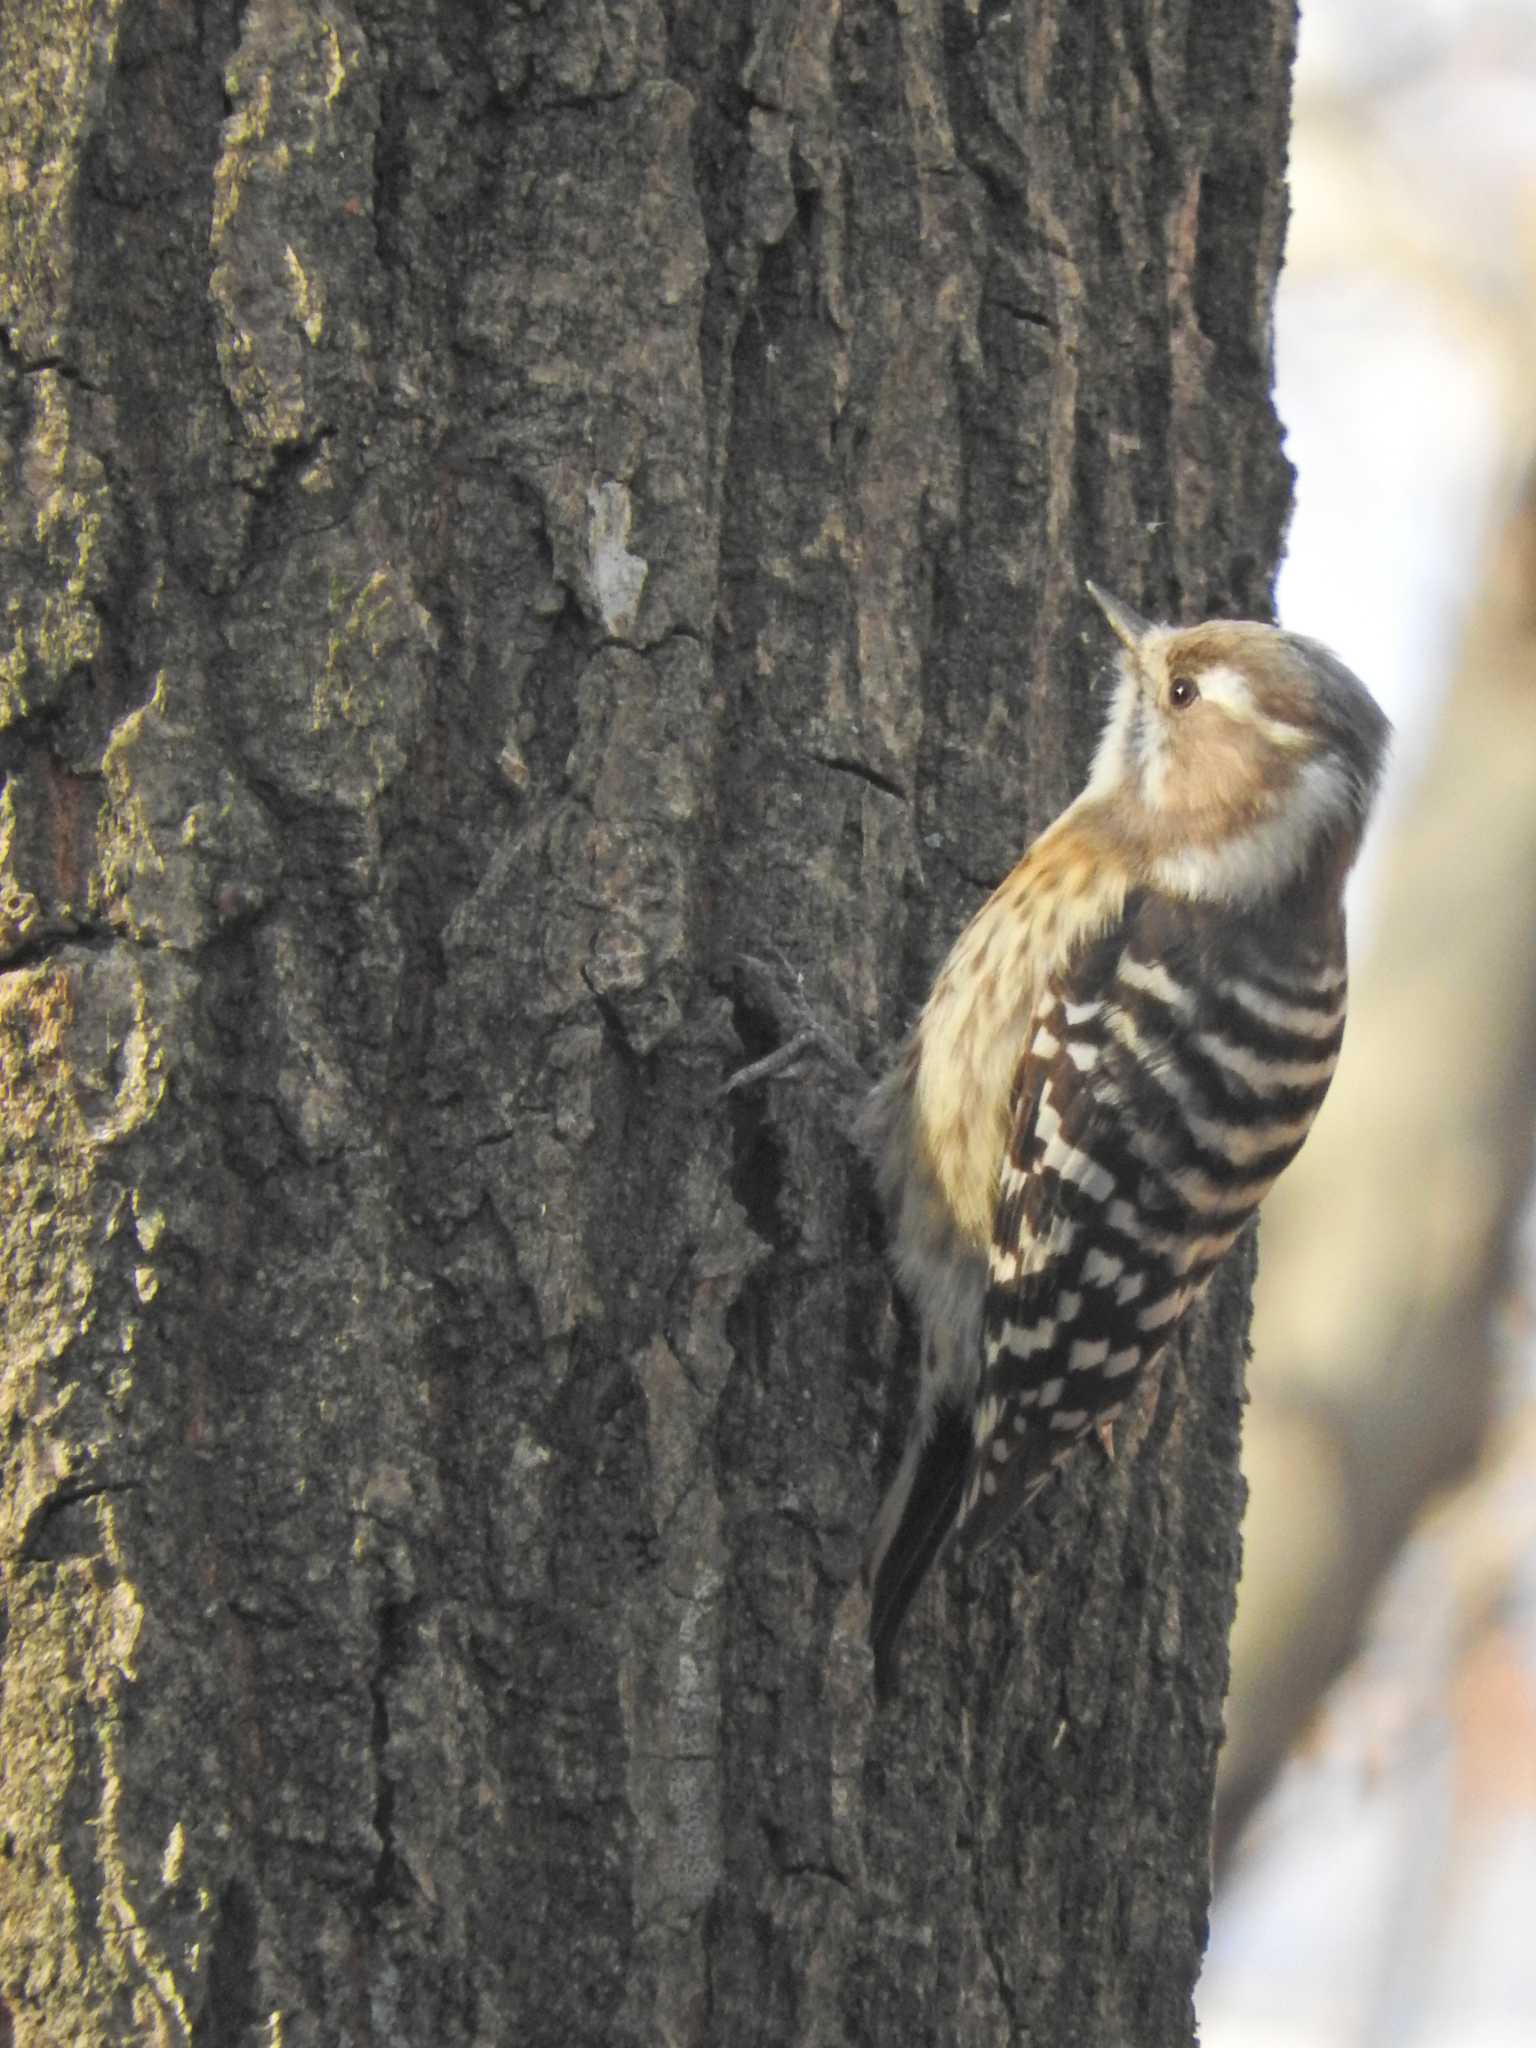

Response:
(955, 942), (1181, 1555)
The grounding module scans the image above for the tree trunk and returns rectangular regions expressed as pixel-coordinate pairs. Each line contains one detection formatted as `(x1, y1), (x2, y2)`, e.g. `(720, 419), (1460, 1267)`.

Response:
(0, 3), (1295, 2043)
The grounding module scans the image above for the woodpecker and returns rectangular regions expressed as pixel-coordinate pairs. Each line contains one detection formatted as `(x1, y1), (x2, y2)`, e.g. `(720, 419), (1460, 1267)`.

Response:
(859, 583), (1389, 1693)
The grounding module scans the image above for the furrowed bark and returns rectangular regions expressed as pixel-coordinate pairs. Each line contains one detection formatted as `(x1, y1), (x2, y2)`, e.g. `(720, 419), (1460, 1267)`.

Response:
(0, 3), (1294, 2042)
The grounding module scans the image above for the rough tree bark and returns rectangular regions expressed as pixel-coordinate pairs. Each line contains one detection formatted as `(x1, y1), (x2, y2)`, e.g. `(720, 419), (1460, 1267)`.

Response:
(0, 3), (1295, 2044)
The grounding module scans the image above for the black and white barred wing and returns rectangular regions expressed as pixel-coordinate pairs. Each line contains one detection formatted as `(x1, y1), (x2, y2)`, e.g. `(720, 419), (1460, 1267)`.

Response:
(959, 909), (1348, 1558)
(956, 977), (1179, 1556)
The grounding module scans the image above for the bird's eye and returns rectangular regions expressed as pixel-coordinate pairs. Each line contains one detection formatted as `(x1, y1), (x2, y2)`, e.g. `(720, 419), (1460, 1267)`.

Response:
(1167, 675), (1199, 710)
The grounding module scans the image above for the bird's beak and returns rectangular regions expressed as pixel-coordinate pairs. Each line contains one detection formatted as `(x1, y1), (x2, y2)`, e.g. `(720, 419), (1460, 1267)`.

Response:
(1086, 581), (1151, 653)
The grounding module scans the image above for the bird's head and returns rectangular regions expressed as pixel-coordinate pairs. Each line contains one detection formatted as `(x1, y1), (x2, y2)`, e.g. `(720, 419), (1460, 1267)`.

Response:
(1082, 582), (1391, 903)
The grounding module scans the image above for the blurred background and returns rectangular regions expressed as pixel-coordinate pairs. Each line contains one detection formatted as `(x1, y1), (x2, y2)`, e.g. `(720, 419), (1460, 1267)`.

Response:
(1198, 3), (1536, 2043)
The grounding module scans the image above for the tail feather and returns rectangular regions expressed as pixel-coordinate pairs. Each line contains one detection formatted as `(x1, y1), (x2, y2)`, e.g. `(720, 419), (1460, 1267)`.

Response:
(866, 1400), (973, 1698)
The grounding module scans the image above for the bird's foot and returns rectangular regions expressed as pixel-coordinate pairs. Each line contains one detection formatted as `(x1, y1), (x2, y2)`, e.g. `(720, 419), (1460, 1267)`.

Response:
(719, 950), (870, 1099)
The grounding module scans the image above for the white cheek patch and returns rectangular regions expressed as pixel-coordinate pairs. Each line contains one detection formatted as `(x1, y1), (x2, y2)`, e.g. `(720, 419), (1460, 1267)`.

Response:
(1088, 635), (1330, 819)
(1136, 660), (1316, 823)
(1151, 754), (1356, 903)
